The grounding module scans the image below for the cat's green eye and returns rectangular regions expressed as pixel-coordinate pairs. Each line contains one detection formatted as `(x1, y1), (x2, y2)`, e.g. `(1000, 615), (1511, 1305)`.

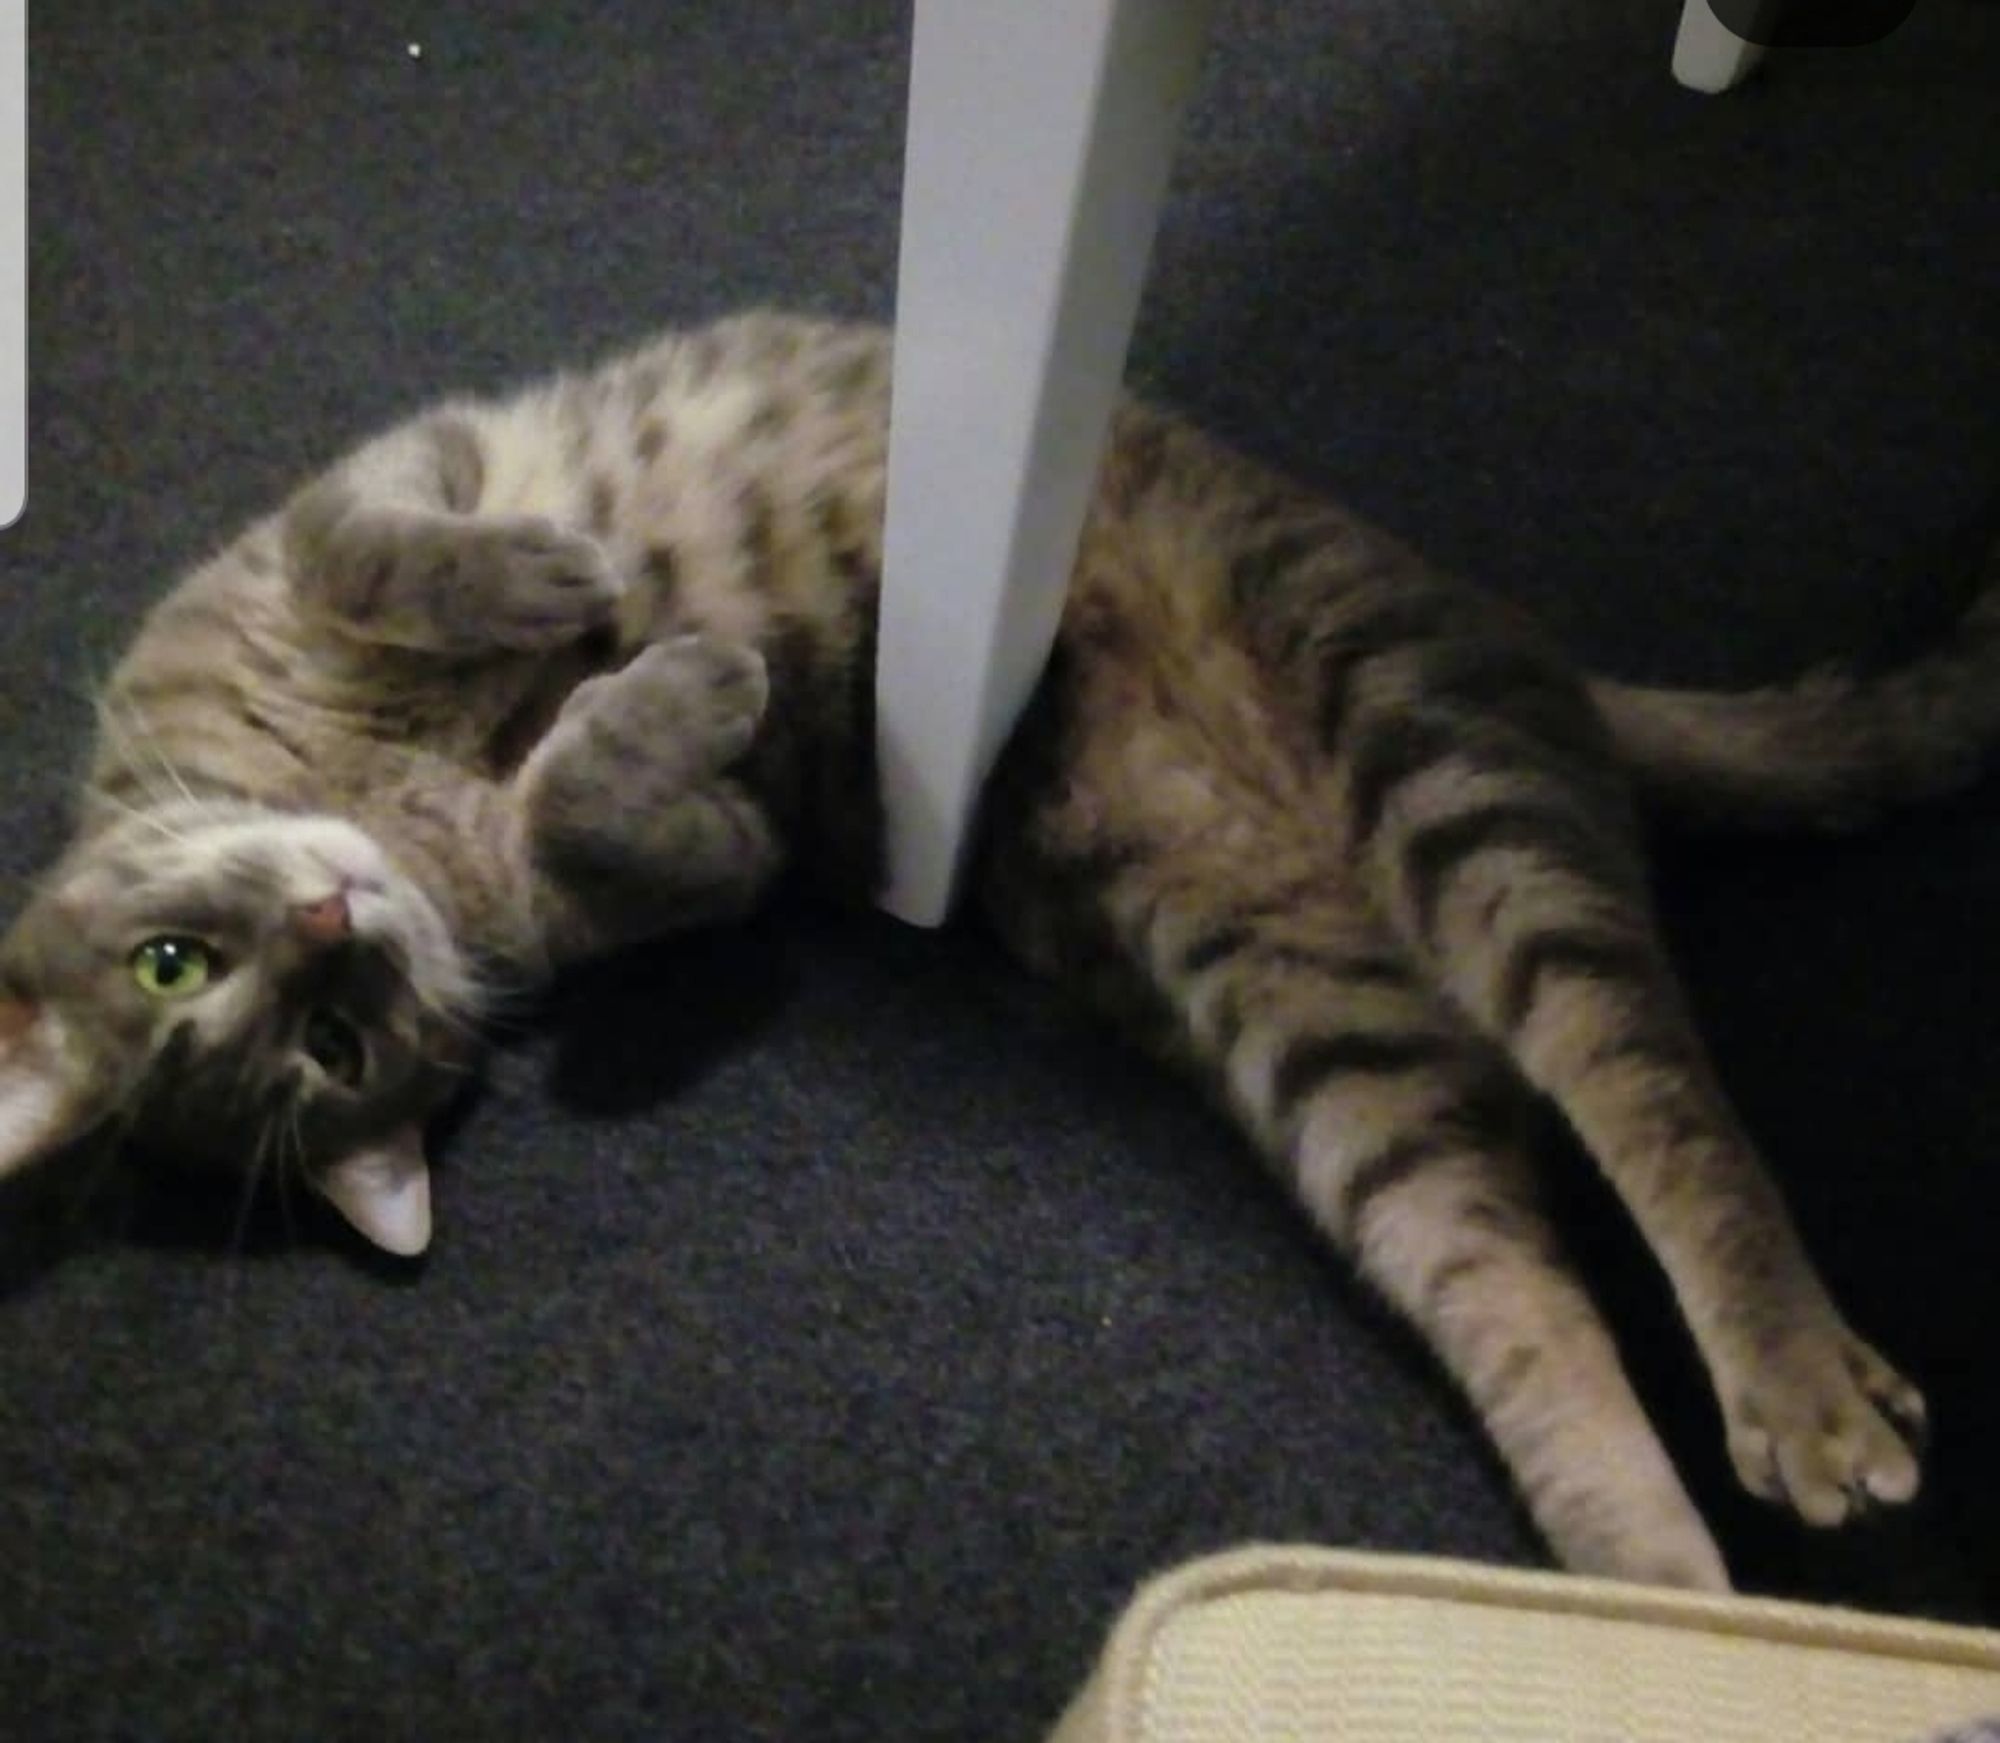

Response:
(129, 935), (217, 999)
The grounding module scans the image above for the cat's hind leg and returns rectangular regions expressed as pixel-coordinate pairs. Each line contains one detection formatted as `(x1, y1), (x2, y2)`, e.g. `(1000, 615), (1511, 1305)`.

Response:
(982, 798), (1731, 1586)
(1146, 892), (1731, 1587)
(512, 634), (783, 959)
(1282, 568), (1927, 1531)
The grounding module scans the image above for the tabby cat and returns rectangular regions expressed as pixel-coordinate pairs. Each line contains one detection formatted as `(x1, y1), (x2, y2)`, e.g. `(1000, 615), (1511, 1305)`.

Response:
(3, 311), (1995, 1591)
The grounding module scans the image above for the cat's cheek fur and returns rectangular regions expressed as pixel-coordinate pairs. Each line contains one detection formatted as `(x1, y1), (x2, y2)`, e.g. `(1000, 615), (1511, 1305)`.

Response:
(362, 883), (474, 1019)
(183, 972), (264, 1052)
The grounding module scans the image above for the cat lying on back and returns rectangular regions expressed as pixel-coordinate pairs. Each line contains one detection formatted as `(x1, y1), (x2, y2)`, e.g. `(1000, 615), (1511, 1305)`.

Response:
(3, 311), (1996, 1591)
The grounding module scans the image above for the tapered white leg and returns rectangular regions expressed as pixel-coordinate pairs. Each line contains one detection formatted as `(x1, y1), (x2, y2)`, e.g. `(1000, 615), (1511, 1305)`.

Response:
(873, 0), (1218, 927)
(1672, 0), (1771, 92)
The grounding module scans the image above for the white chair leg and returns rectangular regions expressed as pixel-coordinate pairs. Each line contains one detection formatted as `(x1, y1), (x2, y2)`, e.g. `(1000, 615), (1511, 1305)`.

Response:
(1672, 0), (1771, 93)
(0, 0), (21, 530)
(872, 0), (1217, 927)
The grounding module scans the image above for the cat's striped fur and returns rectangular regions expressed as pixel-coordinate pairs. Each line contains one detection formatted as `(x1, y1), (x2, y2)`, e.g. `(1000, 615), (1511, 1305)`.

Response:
(5, 310), (1997, 1588)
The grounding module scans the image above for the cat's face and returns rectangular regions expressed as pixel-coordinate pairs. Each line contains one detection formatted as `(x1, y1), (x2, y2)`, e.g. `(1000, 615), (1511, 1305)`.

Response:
(0, 802), (479, 1254)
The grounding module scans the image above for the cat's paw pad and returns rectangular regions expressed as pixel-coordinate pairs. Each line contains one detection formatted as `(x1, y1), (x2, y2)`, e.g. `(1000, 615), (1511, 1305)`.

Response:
(1724, 1325), (1926, 1527)
(552, 635), (769, 790)
(454, 516), (622, 651)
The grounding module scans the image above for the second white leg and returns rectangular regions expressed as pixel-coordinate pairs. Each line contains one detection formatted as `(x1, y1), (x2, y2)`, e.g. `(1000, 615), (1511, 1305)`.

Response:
(873, 0), (1219, 928)
(1672, 0), (1771, 93)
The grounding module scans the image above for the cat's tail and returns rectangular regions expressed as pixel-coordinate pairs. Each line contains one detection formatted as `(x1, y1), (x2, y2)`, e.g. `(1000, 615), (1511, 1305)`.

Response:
(1588, 549), (2000, 832)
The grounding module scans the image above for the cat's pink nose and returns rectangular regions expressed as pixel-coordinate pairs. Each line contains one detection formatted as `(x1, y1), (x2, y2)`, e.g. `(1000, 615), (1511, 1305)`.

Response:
(292, 891), (352, 946)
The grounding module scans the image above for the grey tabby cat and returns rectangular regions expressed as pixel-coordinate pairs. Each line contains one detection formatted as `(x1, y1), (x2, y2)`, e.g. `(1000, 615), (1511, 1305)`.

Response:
(3, 311), (1996, 1590)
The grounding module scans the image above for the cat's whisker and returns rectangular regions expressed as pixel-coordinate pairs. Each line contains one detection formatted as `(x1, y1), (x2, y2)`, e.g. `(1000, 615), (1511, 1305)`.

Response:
(420, 990), (494, 1048)
(274, 1102), (305, 1252)
(227, 1109), (279, 1265)
(91, 699), (189, 818)
(87, 785), (195, 846)
(100, 695), (203, 814)
(405, 954), (519, 1042)
(448, 957), (540, 1031)
(65, 663), (104, 706)
(66, 658), (124, 730)
(87, 706), (161, 808)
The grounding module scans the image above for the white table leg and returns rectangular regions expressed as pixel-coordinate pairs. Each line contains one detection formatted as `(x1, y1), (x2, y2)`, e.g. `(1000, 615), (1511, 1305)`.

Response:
(873, 0), (1217, 927)
(1671, 0), (1772, 92)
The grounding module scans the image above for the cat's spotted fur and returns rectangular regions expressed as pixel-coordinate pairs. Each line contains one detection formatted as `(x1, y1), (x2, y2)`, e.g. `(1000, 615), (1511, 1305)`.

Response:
(4, 310), (1997, 1588)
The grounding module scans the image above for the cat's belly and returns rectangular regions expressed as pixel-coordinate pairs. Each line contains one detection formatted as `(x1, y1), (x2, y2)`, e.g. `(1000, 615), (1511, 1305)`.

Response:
(984, 601), (1341, 934)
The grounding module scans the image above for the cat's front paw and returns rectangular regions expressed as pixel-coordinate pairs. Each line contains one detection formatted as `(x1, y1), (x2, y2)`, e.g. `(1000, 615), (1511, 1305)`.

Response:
(1722, 1320), (1927, 1527)
(542, 635), (770, 798)
(452, 516), (624, 651)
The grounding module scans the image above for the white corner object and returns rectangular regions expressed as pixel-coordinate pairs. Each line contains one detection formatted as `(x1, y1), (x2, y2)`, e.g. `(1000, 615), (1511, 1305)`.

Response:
(0, 0), (23, 528)
(1672, 0), (1772, 93)
(873, 0), (1218, 928)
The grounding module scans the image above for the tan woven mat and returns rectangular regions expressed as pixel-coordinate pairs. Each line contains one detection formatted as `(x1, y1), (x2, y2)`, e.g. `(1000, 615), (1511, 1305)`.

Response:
(1050, 1545), (2000, 1743)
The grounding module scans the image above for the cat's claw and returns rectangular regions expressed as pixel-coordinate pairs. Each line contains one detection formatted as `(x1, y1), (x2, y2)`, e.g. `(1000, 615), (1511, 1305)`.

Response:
(1723, 1323), (1926, 1527)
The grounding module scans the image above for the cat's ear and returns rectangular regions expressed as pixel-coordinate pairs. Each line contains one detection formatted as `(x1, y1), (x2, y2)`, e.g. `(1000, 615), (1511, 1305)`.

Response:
(315, 1123), (433, 1257)
(0, 998), (97, 1177)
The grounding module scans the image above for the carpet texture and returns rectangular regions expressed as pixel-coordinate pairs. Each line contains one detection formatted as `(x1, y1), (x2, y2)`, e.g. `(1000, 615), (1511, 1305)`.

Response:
(3, 2), (1998, 1738)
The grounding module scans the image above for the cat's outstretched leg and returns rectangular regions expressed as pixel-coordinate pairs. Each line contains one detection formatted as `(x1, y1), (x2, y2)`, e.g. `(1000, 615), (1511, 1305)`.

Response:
(282, 411), (621, 654)
(1160, 898), (1729, 1584)
(1284, 567), (1928, 1531)
(1328, 1124), (1732, 1587)
(996, 860), (1730, 1587)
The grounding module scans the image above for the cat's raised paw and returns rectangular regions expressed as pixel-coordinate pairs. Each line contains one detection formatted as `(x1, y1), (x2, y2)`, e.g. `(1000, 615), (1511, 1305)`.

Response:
(1724, 1323), (1926, 1528)
(545, 634), (769, 794)
(454, 516), (623, 651)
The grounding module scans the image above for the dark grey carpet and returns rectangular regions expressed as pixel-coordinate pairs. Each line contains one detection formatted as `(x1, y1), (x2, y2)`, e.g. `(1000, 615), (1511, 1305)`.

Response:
(4, 2), (1998, 1738)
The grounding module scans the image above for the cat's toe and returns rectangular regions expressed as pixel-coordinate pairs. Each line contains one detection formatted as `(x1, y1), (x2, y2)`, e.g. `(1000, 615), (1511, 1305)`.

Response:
(634, 634), (770, 766)
(1724, 1327), (1925, 1528)
(479, 517), (623, 650)
(1852, 1339), (1929, 1458)
(544, 634), (768, 797)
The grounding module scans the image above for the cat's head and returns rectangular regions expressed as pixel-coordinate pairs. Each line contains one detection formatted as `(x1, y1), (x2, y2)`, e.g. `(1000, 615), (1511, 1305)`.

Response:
(0, 801), (480, 1255)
